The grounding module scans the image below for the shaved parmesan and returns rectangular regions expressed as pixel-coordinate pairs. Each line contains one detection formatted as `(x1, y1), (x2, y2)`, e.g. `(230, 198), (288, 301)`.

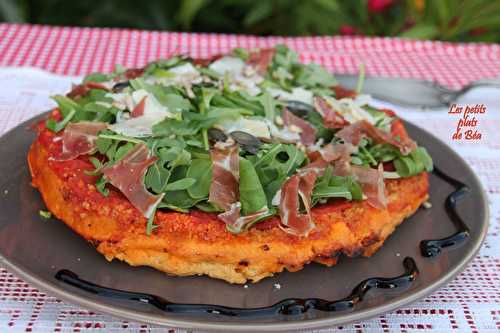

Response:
(108, 89), (173, 137)
(209, 56), (263, 96)
(321, 95), (375, 124)
(216, 118), (271, 140)
(148, 63), (202, 86)
(266, 120), (301, 143)
(267, 87), (313, 105)
(209, 56), (246, 75)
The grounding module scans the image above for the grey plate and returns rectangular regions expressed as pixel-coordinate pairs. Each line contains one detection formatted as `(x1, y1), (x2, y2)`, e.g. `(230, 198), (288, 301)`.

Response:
(0, 114), (489, 332)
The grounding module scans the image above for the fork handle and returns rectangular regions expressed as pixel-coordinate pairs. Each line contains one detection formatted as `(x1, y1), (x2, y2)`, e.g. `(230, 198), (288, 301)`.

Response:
(464, 77), (500, 90)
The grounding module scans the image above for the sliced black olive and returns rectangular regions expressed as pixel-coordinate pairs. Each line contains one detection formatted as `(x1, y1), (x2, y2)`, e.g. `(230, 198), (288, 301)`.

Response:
(286, 100), (314, 118)
(208, 128), (228, 142)
(112, 81), (130, 92)
(230, 131), (261, 154)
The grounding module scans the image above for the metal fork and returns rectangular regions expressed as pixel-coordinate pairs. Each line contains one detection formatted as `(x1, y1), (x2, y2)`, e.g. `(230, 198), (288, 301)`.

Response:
(334, 75), (500, 108)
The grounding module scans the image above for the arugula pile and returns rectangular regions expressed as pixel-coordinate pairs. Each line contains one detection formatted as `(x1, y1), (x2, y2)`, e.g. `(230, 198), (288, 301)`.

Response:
(46, 45), (433, 234)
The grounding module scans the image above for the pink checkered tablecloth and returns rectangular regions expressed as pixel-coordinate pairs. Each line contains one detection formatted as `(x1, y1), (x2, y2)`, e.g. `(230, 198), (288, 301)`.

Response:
(0, 23), (499, 332)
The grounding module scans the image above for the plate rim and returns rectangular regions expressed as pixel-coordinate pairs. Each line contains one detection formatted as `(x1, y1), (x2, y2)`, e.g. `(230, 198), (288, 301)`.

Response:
(0, 115), (490, 332)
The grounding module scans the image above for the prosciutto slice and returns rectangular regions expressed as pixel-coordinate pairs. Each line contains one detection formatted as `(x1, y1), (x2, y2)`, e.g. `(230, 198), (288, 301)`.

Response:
(282, 108), (317, 145)
(336, 120), (416, 155)
(351, 164), (387, 210)
(246, 48), (275, 75)
(314, 96), (349, 128)
(55, 121), (107, 161)
(218, 202), (269, 232)
(130, 96), (147, 118)
(123, 67), (145, 79)
(101, 143), (164, 218)
(318, 143), (357, 163)
(278, 170), (317, 237)
(208, 145), (240, 211)
(67, 82), (109, 99)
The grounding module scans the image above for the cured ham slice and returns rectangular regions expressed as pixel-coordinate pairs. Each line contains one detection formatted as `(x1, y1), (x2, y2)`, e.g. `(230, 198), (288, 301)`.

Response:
(299, 157), (330, 176)
(333, 85), (357, 99)
(247, 48), (275, 75)
(208, 145), (240, 211)
(336, 120), (416, 155)
(130, 96), (147, 118)
(352, 164), (387, 210)
(123, 67), (145, 79)
(278, 170), (317, 236)
(314, 96), (349, 128)
(67, 82), (109, 99)
(101, 143), (163, 218)
(318, 143), (357, 163)
(282, 108), (317, 145)
(218, 202), (269, 233)
(55, 121), (107, 161)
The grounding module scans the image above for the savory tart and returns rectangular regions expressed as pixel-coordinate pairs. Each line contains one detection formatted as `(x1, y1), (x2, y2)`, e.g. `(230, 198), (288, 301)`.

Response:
(28, 46), (431, 284)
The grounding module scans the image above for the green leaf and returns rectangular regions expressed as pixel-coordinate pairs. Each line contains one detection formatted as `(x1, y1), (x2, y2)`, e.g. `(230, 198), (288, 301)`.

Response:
(83, 72), (109, 83)
(257, 91), (276, 121)
(159, 147), (191, 169)
(114, 142), (135, 161)
(160, 93), (192, 112)
(145, 161), (171, 193)
(164, 178), (196, 191)
(239, 158), (268, 215)
(186, 159), (213, 199)
(146, 206), (158, 235)
(51, 95), (81, 117)
(295, 63), (337, 88)
(232, 48), (250, 60)
(394, 156), (418, 177)
(195, 202), (221, 213)
(95, 176), (110, 197)
(39, 210), (52, 219)
(45, 109), (76, 132)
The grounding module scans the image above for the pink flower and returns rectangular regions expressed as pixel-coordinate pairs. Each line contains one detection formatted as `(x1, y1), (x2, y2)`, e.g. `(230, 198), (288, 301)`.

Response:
(368, 0), (394, 13)
(340, 25), (357, 36)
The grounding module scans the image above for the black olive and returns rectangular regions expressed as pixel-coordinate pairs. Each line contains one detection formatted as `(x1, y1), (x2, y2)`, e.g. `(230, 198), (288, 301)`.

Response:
(112, 81), (130, 92)
(230, 131), (261, 155)
(286, 100), (314, 118)
(208, 128), (228, 142)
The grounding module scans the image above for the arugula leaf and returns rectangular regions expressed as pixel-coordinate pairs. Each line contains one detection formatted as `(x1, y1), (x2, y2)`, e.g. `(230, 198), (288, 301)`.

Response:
(232, 47), (250, 60)
(161, 165), (203, 209)
(39, 210), (52, 219)
(164, 178), (196, 191)
(239, 158), (268, 215)
(152, 117), (199, 137)
(146, 206), (158, 235)
(312, 167), (362, 204)
(95, 176), (110, 197)
(295, 63), (337, 88)
(158, 146), (191, 169)
(45, 109), (76, 132)
(257, 91), (276, 121)
(83, 72), (109, 83)
(394, 147), (433, 177)
(145, 161), (171, 193)
(186, 159), (213, 199)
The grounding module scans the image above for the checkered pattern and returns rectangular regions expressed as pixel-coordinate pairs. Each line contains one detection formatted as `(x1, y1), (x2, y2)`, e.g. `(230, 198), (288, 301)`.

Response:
(0, 23), (499, 332)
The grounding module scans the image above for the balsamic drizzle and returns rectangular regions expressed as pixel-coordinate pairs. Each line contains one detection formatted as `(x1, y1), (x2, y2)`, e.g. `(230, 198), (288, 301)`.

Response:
(55, 257), (418, 317)
(420, 167), (471, 257)
(52, 165), (471, 316)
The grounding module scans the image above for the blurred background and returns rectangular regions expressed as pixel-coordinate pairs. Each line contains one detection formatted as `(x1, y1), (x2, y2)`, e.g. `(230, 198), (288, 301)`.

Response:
(1, 0), (499, 42)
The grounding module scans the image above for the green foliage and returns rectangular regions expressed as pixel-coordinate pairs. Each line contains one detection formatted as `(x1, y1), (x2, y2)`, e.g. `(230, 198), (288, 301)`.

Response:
(2, 0), (498, 42)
